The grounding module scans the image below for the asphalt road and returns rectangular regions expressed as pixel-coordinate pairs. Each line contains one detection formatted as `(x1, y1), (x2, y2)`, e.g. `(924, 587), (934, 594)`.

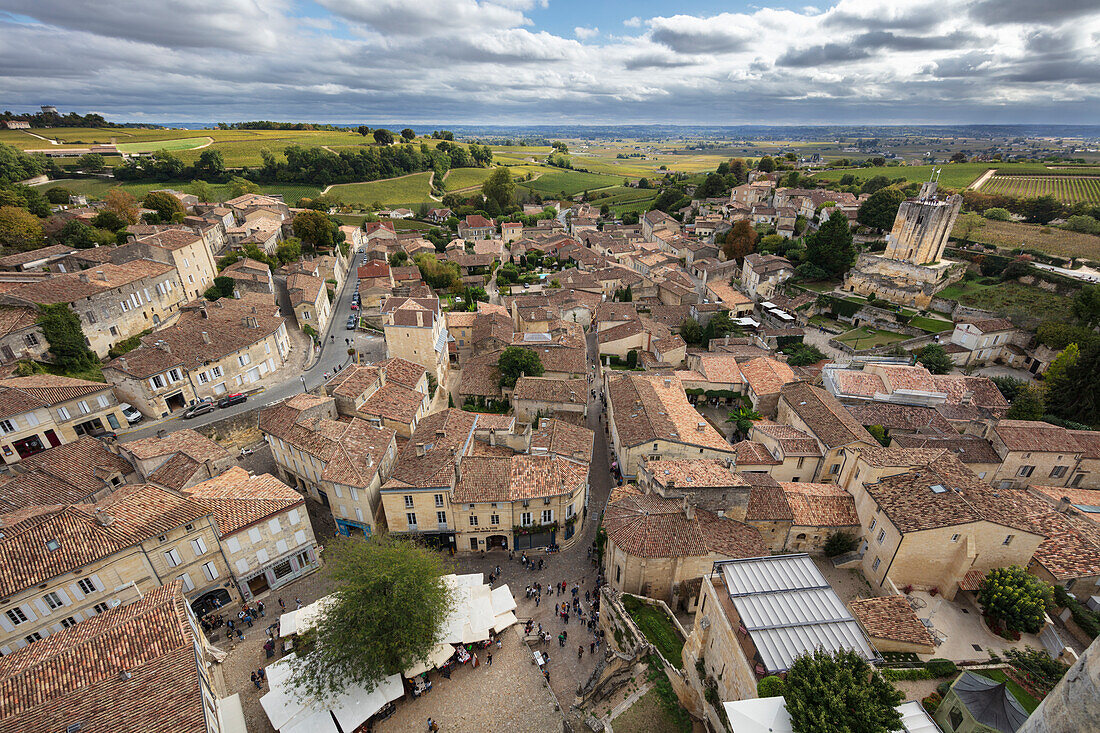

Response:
(119, 249), (387, 442)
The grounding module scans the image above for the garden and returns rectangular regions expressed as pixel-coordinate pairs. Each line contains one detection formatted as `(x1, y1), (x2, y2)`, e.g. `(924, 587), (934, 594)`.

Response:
(834, 325), (910, 349)
(621, 594), (684, 670)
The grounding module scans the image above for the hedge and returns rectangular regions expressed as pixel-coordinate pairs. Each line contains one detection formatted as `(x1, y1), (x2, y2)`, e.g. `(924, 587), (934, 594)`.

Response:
(1055, 585), (1100, 639)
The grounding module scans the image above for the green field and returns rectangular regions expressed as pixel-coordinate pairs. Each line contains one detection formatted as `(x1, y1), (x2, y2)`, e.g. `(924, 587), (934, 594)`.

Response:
(909, 316), (955, 333)
(979, 175), (1100, 204)
(935, 279), (1072, 327)
(326, 172), (435, 207)
(835, 326), (910, 349)
(951, 218), (1100, 262)
(443, 167), (494, 191)
(34, 177), (321, 204)
(622, 595), (683, 669)
(116, 137), (212, 153)
(813, 163), (997, 190)
(519, 167), (623, 197)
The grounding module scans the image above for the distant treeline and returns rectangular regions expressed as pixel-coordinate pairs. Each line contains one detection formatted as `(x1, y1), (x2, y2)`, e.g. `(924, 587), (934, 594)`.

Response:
(0, 110), (147, 129)
(216, 121), (349, 131)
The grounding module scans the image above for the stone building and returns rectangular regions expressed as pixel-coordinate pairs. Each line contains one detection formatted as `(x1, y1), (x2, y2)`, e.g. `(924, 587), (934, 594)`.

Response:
(115, 227), (219, 302)
(602, 487), (766, 608)
(120, 428), (235, 491)
(324, 358), (430, 437)
(381, 296), (449, 388)
(0, 437), (135, 509)
(510, 376), (588, 424)
(777, 382), (875, 482)
(260, 393), (398, 538)
(102, 294), (291, 418)
(842, 180), (966, 308)
(286, 271), (331, 335)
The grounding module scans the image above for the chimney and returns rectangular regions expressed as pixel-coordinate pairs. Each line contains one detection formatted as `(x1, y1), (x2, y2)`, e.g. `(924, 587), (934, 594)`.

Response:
(696, 421), (706, 432)
(79, 272), (89, 283)
(663, 378), (672, 388)
(453, 449), (461, 481)
(94, 509), (114, 527)
(200, 306), (208, 319)
(416, 310), (424, 327)
(684, 501), (695, 521)
(95, 270), (107, 281)
(155, 340), (170, 354)
(960, 390), (973, 405)
(489, 428), (497, 447)
(415, 443), (426, 457)
(201, 331), (211, 344)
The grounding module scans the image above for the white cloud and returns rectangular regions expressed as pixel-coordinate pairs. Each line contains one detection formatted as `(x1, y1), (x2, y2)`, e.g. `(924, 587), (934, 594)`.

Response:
(623, 16), (641, 28)
(574, 26), (599, 39)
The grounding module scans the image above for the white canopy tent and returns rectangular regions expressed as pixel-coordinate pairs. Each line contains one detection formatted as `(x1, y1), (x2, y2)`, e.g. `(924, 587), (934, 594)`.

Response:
(263, 575), (517, 732)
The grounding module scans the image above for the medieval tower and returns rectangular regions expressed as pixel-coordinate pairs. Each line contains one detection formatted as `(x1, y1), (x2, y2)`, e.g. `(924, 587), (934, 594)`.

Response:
(883, 179), (963, 265)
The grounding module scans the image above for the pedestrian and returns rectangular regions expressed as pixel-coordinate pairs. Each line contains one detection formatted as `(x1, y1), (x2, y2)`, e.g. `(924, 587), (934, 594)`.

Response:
(590, 641), (596, 654)
(563, 629), (568, 642)
(428, 718), (439, 732)
(264, 639), (275, 658)
(278, 597), (285, 611)
(564, 612), (569, 624)
(535, 596), (540, 608)
(257, 668), (266, 682)
(251, 671), (261, 690)
(257, 600), (265, 617)
(295, 597), (302, 610)
(245, 612), (254, 628)
(487, 652), (493, 666)
(578, 645), (583, 659)
(558, 633), (565, 647)
(496, 565), (501, 576)
(585, 590), (590, 603)
(496, 637), (502, 650)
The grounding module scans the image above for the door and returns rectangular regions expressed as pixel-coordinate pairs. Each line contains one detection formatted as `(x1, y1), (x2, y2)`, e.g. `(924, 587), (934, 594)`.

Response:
(469, 537), (479, 551)
(247, 574), (270, 597)
(44, 429), (61, 448)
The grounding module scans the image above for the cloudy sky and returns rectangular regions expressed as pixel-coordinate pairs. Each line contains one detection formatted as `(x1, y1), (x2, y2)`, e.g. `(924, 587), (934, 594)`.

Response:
(1, 0), (1098, 125)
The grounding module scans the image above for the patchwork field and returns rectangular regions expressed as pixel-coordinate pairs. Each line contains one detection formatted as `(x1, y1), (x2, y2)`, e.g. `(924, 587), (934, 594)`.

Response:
(443, 167), (494, 191)
(325, 172), (435, 207)
(518, 167), (623, 197)
(115, 137), (212, 153)
(978, 175), (1100, 204)
(834, 326), (910, 349)
(812, 163), (997, 190)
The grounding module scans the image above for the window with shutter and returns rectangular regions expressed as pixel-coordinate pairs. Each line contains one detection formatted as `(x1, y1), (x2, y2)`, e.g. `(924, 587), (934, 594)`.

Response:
(226, 536), (241, 553)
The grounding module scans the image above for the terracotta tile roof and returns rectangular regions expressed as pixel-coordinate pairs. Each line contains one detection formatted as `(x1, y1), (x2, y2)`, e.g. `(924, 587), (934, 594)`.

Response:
(604, 493), (766, 559)
(376, 357), (426, 390)
(780, 382), (875, 449)
(0, 306), (38, 339)
(644, 459), (749, 490)
(705, 281), (751, 306)
(0, 386), (46, 421)
(361, 382), (425, 424)
(961, 317), (1015, 333)
(0, 244), (73, 268)
(745, 483), (794, 521)
(750, 422), (821, 456)
(959, 568), (986, 591)
(832, 370), (886, 397)
(122, 429), (231, 465)
(512, 377), (587, 405)
(1030, 485), (1100, 510)
(181, 467), (303, 537)
(739, 357), (796, 395)
(865, 454), (1045, 535)
(0, 581), (208, 733)
(145, 452), (203, 491)
(0, 375), (108, 405)
(6, 259), (175, 305)
(458, 354), (503, 399)
(104, 294), (285, 378)
(731, 440), (781, 466)
(1068, 430), (1100, 460)
(597, 319), (644, 344)
(931, 375), (1010, 411)
(848, 596), (935, 647)
(451, 456), (512, 503)
(608, 373), (734, 453)
(286, 272), (324, 307)
(845, 403), (955, 434)
(855, 446), (950, 468)
(695, 355), (743, 384)
(92, 483), (213, 545)
(530, 418), (594, 464)
(325, 363), (382, 400)
(453, 453), (587, 504)
(890, 435), (1001, 464)
(134, 228), (202, 251)
(1015, 497), (1100, 580)
(993, 420), (1078, 454)
(779, 482), (859, 527)
(385, 409), (478, 489)
(873, 364), (938, 393)
(0, 438), (132, 510)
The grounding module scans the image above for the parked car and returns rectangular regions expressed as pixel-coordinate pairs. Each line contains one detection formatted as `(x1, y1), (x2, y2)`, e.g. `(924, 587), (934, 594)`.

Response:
(119, 402), (143, 424)
(350, 302), (359, 310)
(182, 400), (215, 419)
(346, 316), (358, 330)
(218, 392), (247, 409)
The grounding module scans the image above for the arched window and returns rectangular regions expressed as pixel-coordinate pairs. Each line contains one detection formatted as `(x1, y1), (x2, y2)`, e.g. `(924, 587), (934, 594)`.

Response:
(796, 533), (807, 540)
(615, 565), (621, 583)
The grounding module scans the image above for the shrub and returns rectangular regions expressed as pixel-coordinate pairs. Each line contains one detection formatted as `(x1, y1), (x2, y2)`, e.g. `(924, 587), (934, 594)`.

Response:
(983, 207), (1012, 221)
(823, 531), (858, 557)
(882, 667), (934, 681)
(978, 566), (1054, 634)
(921, 692), (942, 714)
(926, 659), (957, 678)
(757, 675), (785, 698)
(1054, 585), (1100, 639)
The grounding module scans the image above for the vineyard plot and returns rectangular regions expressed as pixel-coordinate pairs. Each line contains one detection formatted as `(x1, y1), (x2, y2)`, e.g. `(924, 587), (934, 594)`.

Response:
(979, 175), (1100, 204)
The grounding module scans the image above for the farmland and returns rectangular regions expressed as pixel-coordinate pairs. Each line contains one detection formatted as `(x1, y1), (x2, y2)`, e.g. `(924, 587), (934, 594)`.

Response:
(978, 175), (1100, 204)
(325, 172), (435, 207)
(950, 218), (1100, 262)
(934, 279), (1072, 328)
(518, 167), (623, 197)
(442, 167), (494, 191)
(115, 137), (212, 153)
(812, 162), (998, 190)
(32, 178), (322, 204)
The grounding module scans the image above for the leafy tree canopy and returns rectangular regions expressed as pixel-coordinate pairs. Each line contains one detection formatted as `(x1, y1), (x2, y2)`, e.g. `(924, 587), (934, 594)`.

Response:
(783, 648), (903, 733)
(857, 186), (904, 231)
(978, 566), (1054, 634)
(915, 343), (953, 375)
(289, 536), (453, 701)
(498, 346), (543, 388)
(37, 303), (96, 372)
(804, 211), (856, 278)
(0, 206), (44, 252)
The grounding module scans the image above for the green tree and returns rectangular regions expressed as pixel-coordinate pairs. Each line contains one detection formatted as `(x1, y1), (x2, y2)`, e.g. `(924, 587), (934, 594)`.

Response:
(289, 536), (454, 700)
(357, 125), (370, 137)
(1064, 215), (1100, 235)
(37, 303), (96, 372)
(804, 211), (856, 278)
(983, 207), (1012, 221)
(678, 318), (703, 345)
(722, 220), (757, 262)
(915, 343), (953, 375)
(228, 175), (259, 198)
(400, 128), (416, 141)
(757, 676), (785, 698)
(292, 210), (340, 249)
(867, 424), (890, 447)
(78, 153), (106, 171)
(104, 188), (140, 225)
(783, 648), (903, 733)
(857, 186), (904, 231)
(1073, 284), (1100, 327)
(756, 155), (776, 173)
(193, 149), (226, 180)
(1044, 343), (1078, 389)
(59, 219), (97, 249)
(90, 209), (127, 232)
(413, 253), (461, 290)
(1020, 195), (1063, 224)
(727, 405), (762, 437)
(0, 205), (43, 251)
(498, 346), (543, 388)
(781, 342), (825, 367)
(1006, 385), (1045, 420)
(990, 375), (1027, 402)
(703, 311), (737, 342)
(45, 186), (73, 204)
(481, 167), (515, 211)
(1045, 341), (1100, 427)
(373, 128), (394, 145)
(203, 276), (237, 301)
(977, 566), (1054, 634)
(275, 237), (303, 266)
(142, 191), (186, 223)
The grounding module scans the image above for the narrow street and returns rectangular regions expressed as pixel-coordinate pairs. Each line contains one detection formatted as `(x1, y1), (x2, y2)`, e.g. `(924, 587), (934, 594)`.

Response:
(119, 248), (385, 442)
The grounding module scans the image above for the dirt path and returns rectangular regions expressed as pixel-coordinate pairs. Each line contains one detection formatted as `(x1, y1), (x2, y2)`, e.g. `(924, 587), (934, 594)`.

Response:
(22, 131), (57, 144)
(969, 168), (996, 190)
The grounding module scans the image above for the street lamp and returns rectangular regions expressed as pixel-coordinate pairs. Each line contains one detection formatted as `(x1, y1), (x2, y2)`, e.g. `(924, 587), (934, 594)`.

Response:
(299, 375), (306, 393)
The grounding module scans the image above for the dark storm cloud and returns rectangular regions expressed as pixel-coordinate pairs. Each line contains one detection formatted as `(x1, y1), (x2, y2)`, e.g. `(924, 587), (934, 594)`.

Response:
(967, 0), (1098, 26)
(776, 43), (872, 67)
(649, 25), (747, 54)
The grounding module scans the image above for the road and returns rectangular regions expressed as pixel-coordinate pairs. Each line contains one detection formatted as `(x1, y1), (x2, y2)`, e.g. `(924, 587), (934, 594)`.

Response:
(1031, 261), (1100, 283)
(119, 249), (386, 441)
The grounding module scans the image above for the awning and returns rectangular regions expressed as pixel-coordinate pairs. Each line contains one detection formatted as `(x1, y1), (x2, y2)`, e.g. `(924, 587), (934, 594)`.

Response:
(403, 643), (456, 677)
(492, 611), (518, 632)
(278, 610), (298, 638)
(283, 709), (338, 733)
(216, 694), (248, 733)
(330, 674), (404, 732)
(490, 585), (516, 615)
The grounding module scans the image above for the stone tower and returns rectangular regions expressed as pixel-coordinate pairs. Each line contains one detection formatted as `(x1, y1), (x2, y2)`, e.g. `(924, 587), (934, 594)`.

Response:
(883, 180), (962, 266)
(1017, 635), (1100, 733)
